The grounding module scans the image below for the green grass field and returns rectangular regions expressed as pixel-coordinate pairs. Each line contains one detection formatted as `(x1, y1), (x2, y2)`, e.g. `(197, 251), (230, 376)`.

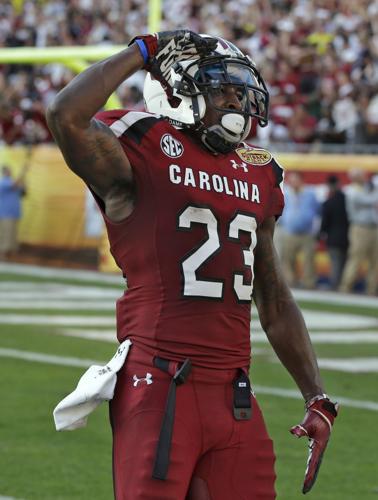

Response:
(0, 263), (377, 500)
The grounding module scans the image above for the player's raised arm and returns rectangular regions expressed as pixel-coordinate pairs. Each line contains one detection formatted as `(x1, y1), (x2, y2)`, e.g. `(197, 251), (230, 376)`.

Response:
(46, 31), (216, 199)
(252, 215), (338, 493)
(45, 44), (143, 198)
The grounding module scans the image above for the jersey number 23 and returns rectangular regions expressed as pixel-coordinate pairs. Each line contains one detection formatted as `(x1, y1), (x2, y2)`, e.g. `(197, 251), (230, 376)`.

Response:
(178, 206), (257, 302)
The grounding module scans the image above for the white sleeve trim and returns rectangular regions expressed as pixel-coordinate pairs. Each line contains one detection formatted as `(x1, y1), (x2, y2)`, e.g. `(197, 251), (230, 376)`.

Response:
(109, 111), (157, 137)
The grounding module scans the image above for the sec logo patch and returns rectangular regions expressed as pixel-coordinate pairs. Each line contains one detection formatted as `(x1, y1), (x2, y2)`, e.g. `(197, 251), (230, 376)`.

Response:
(235, 147), (272, 165)
(161, 134), (184, 158)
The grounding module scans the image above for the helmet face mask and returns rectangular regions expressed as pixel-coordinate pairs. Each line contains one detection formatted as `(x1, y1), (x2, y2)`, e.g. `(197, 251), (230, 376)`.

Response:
(178, 56), (269, 127)
(143, 35), (270, 154)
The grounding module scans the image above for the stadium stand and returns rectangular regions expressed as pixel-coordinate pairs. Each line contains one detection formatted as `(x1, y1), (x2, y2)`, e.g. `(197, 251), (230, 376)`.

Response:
(0, 0), (377, 151)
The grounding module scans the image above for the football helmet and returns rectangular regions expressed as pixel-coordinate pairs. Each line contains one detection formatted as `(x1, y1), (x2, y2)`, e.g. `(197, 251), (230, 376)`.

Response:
(143, 35), (269, 154)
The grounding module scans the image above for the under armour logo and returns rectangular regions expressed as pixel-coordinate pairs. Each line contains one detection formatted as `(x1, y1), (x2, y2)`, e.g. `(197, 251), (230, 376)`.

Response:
(133, 373), (153, 387)
(230, 159), (248, 172)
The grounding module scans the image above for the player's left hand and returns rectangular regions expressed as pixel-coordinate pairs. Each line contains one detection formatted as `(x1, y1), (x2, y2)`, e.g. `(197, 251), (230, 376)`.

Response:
(290, 395), (338, 494)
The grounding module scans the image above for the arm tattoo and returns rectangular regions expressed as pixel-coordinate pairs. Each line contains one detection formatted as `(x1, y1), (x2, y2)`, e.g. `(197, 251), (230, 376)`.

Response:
(57, 119), (131, 191)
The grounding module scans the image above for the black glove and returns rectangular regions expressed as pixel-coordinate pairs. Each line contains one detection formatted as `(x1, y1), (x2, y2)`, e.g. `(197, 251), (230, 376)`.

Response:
(290, 395), (339, 494)
(130, 30), (217, 84)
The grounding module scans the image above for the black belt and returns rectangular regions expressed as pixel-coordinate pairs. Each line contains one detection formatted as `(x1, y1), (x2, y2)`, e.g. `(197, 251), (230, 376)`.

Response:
(152, 357), (192, 480)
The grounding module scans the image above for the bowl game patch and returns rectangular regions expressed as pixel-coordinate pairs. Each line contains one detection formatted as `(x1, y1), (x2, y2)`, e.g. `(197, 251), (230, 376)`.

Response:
(235, 147), (272, 165)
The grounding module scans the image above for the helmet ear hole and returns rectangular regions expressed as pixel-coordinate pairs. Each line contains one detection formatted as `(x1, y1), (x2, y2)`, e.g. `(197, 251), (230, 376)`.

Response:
(168, 96), (182, 108)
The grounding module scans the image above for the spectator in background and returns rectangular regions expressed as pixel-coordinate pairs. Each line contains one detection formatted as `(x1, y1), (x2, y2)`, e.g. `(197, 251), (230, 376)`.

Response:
(363, 94), (378, 144)
(0, 102), (24, 145)
(339, 169), (378, 295)
(319, 174), (349, 290)
(0, 163), (29, 259)
(1, 0), (378, 149)
(287, 104), (317, 144)
(280, 171), (320, 289)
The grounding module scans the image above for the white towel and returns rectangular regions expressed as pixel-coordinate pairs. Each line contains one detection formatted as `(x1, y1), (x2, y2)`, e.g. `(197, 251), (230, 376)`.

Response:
(53, 339), (132, 431)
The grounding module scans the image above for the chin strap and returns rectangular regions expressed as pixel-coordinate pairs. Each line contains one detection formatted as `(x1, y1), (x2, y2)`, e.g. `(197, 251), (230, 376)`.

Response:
(200, 113), (250, 154)
(201, 126), (238, 154)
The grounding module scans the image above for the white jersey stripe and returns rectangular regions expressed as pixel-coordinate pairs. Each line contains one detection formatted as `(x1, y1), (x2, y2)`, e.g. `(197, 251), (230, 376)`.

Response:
(109, 111), (156, 137)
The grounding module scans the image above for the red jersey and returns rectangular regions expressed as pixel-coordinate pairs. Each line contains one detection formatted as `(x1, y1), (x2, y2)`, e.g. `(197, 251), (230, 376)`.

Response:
(95, 110), (284, 369)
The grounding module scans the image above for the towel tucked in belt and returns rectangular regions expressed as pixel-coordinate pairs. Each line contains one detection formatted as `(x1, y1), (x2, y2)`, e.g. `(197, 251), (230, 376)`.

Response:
(53, 339), (132, 431)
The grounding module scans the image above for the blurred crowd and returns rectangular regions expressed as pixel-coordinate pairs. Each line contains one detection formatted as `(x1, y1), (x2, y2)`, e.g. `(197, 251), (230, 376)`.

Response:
(0, 0), (378, 148)
(274, 168), (378, 295)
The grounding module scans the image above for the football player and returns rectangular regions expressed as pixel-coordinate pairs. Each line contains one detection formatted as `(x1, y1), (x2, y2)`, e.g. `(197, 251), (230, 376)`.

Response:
(47, 30), (338, 499)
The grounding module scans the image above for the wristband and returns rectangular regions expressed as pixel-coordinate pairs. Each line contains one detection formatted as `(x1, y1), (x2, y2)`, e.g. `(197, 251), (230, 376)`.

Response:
(134, 38), (149, 64)
(305, 393), (329, 409)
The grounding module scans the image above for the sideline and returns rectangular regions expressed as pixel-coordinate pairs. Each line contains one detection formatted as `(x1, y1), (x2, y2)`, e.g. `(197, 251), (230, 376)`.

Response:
(291, 288), (378, 308)
(0, 347), (100, 367)
(0, 496), (25, 500)
(317, 357), (378, 373)
(0, 262), (122, 284)
(1, 263), (377, 307)
(61, 328), (378, 344)
(0, 314), (115, 326)
(254, 385), (378, 412)
(0, 300), (116, 310)
(0, 311), (375, 332)
(0, 347), (377, 412)
(0, 282), (120, 297)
